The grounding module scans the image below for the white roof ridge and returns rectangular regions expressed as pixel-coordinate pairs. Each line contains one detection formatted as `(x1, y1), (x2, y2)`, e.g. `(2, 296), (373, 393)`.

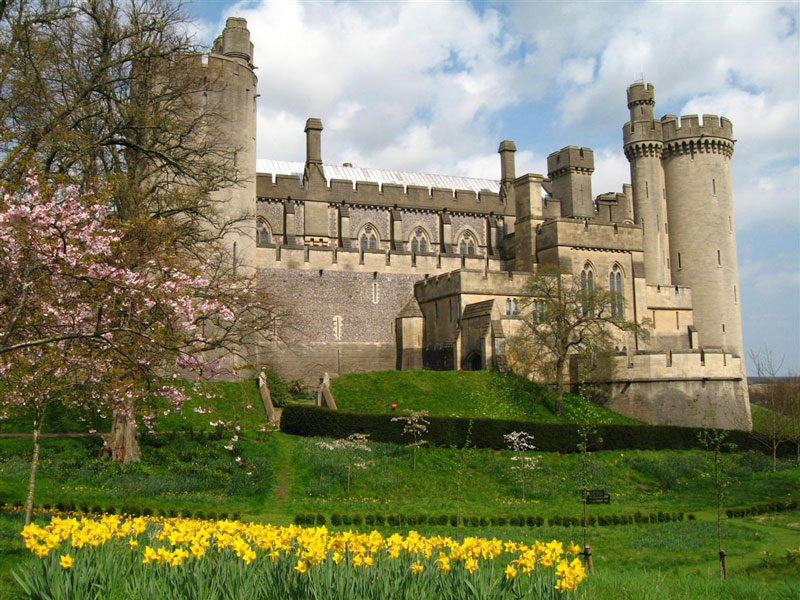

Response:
(255, 159), (500, 194)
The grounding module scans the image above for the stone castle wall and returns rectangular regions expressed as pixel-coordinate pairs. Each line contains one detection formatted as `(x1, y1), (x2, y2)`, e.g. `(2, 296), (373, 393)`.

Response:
(253, 268), (424, 383)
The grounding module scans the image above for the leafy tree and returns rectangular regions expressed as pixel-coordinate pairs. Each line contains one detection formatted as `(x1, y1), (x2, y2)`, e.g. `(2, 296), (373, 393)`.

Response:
(1, 0), (285, 458)
(507, 264), (643, 415)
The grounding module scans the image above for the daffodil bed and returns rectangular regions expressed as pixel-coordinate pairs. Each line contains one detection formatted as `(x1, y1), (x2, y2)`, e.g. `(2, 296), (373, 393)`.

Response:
(16, 515), (586, 599)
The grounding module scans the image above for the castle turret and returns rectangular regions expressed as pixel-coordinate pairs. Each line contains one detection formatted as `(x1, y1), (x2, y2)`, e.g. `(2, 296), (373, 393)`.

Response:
(208, 17), (258, 271)
(661, 112), (742, 356)
(623, 83), (671, 285)
(546, 146), (595, 218)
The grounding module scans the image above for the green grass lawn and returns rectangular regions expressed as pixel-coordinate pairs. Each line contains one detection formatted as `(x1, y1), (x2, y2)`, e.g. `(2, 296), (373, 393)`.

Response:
(1, 369), (798, 599)
(0, 380), (265, 435)
(1, 429), (799, 599)
(330, 370), (639, 424)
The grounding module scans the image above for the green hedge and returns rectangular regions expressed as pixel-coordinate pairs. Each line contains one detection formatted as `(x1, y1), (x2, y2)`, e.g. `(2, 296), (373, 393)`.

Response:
(726, 499), (797, 519)
(280, 405), (786, 453)
(293, 511), (695, 530)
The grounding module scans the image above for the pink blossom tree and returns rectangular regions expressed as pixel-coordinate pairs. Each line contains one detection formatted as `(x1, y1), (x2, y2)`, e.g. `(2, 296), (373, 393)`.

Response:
(0, 176), (277, 523)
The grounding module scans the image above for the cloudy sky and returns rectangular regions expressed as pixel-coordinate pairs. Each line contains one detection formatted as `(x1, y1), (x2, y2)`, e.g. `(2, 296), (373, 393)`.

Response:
(186, 0), (800, 375)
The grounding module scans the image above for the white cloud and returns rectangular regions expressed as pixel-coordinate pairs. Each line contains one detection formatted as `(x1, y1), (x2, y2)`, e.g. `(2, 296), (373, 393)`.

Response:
(591, 147), (630, 197)
(227, 0), (524, 173)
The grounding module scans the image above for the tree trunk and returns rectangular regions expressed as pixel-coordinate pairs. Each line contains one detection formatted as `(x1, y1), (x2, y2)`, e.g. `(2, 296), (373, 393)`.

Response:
(24, 410), (42, 526)
(554, 357), (565, 416)
(101, 410), (141, 463)
(772, 443), (777, 473)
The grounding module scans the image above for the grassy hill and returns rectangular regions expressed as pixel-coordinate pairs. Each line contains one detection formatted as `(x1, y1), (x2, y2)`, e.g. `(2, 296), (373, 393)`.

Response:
(0, 432), (798, 599)
(0, 380), (264, 435)
(330, 370), (640, 424)
(1, 370), (798, 599)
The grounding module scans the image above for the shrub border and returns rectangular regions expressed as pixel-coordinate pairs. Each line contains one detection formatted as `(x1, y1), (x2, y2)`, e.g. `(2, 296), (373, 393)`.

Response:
(280, 405), (796, 454)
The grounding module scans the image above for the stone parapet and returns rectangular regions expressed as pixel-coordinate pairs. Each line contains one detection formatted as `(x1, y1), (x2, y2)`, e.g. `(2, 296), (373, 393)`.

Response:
(256, 174), (510, 217)
(415, 269), (531, 302)
(536, 219), (643, 253)
(645, 284), (693, 309)
(607, 349), (743, 381)
(256, 245), (503, 276)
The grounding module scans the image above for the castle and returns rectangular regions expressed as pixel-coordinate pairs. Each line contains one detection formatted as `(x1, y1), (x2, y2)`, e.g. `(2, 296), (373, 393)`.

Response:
(208, 18), (751, 430)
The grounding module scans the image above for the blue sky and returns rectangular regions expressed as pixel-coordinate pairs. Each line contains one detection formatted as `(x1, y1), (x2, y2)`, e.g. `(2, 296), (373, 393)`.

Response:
(184, 0), (800, 375)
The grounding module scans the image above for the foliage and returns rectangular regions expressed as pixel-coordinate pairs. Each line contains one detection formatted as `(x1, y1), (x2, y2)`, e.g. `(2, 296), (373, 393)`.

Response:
(504, 431), (539, 500)
(391, 410), (429, 470)
(14, 515), (587, 599)
(316, 434), (373, 494)
(506, 264), (643, 415)
(280, 405), (774, 454)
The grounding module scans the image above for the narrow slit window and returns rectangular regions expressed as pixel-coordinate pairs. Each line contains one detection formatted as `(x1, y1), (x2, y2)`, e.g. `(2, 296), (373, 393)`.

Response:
(717, 250), (721, 266)
(712, 178), (716, 195)
(677, 253), (681, 269)
(645, 181), (649, 198)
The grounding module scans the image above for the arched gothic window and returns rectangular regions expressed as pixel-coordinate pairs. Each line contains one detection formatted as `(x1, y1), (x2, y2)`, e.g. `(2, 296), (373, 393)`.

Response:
(506, 299), (512, 315)
(256, 219), (271, 247)
(532, 300), (544, 324)
(458, 231), (477, 256)
(580, 263), (595, 317)
(410, 228), (429, 255)
(512, 299), (519, 315)
(609, 264), (624, 319)
(359, 225), (379, 251)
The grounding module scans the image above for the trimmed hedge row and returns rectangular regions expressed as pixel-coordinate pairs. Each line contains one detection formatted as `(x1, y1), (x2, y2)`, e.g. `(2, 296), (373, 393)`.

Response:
(280, 405), (783, 453)
(4, 501), (242, 521)
(726, 499), (797, 519)
(294, 511), (695, 529)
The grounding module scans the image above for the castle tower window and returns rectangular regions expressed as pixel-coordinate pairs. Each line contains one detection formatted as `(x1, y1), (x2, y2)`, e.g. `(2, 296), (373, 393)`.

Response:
(458, 231), (477, 256)
(512, 299), (519, 315)
(506, 298), (512, 315)
(609, 264), (624, 319)
(717, 249), (721, 266)
(581, 263), (594, 317)
(677, 252), (682, 269)
(410, 228), (429, 255)
(359, 225), (379, 251)
(256, 219), (271, 246)
(712, 178), (716, 195)
(372, 282), (379, 304)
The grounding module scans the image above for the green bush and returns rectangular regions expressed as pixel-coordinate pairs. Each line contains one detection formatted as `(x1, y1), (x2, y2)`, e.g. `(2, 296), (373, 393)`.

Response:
(264, 370), (291, 408)
(281, 405), (776, 453)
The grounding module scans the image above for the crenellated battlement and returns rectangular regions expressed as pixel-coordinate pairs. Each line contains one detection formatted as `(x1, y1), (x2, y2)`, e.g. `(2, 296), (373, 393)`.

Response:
(626, 82), (655, 108)
(547, 146), (595, 178)
(607, 349), (744, 381)
(622, 120), (664, 157)
(661, 113), (733, 142)
(255, 173), (510, 216)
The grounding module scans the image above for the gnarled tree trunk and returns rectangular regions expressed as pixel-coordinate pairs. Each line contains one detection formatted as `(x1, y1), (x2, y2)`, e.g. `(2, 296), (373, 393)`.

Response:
(101, 411), (141, 463)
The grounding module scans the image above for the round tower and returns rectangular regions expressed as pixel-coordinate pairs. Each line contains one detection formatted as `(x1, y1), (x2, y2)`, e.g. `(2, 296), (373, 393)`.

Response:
(208, 17), (258, 272)
(661, 112), (743, 356)
(623, 82), (671, 285)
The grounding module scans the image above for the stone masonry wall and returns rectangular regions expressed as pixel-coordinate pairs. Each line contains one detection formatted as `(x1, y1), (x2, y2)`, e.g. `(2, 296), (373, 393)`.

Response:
(254, 268), (423, 384)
